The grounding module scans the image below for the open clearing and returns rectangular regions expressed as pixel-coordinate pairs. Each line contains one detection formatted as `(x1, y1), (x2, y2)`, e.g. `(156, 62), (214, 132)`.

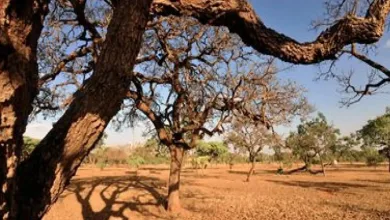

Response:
(45, 164), (390, 220)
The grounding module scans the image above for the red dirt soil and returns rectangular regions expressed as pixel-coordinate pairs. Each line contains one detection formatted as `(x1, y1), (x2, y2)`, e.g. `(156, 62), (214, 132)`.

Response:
(44, 163), (390, 220)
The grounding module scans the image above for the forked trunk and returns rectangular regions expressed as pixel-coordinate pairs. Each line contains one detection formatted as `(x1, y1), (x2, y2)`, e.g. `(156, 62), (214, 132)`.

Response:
(167, 146), (185, 212)
(246, 161), (256, 182)
(12, 1), (152, 219)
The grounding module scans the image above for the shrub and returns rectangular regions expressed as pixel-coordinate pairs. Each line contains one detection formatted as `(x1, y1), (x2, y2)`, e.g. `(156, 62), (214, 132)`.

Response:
(363, 148), (385, 167)
(127, 155), (145, 168)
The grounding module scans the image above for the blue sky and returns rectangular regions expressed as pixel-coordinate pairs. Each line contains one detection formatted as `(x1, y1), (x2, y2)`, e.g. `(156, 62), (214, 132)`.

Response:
(25, 0), (390, 145)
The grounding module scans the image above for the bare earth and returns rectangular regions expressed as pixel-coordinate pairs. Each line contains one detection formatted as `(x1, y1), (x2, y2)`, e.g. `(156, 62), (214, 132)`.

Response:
(44, 164), (390, 220)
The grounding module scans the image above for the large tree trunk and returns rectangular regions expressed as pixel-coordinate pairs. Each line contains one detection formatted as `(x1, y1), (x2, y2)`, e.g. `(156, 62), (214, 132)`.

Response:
(246, 159), (256, 182)
(11, 1), (152, 219)
(167, 145), (185, 212)
(0, 1), (48, 218)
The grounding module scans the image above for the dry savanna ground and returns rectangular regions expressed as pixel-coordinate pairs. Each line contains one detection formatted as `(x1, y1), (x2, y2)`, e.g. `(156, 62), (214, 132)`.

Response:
(44, 163), (390, 220)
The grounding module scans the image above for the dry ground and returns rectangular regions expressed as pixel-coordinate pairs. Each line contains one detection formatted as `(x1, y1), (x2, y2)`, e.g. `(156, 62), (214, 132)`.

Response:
(44, 163), (390, 220)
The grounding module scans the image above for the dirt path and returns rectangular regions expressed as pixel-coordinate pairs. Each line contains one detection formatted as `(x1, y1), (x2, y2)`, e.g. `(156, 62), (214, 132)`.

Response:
(44, 164), (390, 220)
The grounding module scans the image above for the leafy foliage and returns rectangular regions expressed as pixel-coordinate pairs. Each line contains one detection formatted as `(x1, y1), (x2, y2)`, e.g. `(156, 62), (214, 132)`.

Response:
(362, 147), (385, 167)
(196, 141), (228, 162)
(22, 136), (40, 160)
(359, 108), (390, 158)
(286, 113), (340, 167)
(332, 134), (360, 162)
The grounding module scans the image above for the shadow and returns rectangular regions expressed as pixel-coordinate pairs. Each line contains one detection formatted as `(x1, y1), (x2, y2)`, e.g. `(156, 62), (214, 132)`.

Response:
(125, 171), (138, 175)
(228, 169), (276, 175)
(322, 201), (390, 219)
(327, 168), (388, 173)
(266, 180), (369, 193)
(66, 175), (168, 220)
(355, 179), (390, 185)
(139, 167), (169, 171)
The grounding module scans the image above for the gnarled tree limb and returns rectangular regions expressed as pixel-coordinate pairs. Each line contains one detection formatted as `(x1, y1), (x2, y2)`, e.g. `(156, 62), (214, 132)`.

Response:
(151, 0), (390, 64)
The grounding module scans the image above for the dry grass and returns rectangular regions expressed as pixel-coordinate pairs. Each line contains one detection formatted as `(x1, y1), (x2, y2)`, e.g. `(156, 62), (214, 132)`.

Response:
(44, 163), (390, 220)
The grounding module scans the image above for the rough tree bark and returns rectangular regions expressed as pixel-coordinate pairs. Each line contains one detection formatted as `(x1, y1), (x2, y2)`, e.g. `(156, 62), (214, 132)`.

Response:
(0, 1), (48, 218)
(167, 145), (185, 212)
(11, 0), (152, 219)
(152, 0), (390, 64)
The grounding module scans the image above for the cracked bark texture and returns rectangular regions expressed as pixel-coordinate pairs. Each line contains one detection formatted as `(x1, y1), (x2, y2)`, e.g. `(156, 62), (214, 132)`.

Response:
(0, 0), (48, 218)
(152, 0), (390, 64)
(12, 0), (152, 219)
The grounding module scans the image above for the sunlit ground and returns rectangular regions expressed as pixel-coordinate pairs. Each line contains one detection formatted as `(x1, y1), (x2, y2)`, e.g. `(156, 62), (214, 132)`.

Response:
(45, 163), (390, 220)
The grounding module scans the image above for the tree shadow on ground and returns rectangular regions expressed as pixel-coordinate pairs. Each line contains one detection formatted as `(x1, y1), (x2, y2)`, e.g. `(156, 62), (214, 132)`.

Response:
(139, 167), (169, 171)
(355, 179), (390, 185)
(66, 175), (168, 220)
(266, 180), (370, 193)
(228, 170), (276, 175)
(327, 168), (387, 173)
(322, 201), (390, 219)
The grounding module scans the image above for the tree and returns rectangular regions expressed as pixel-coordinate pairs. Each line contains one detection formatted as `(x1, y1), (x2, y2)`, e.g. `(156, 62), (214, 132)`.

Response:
(1, 1), (153, 218)
(144, 137), (168, 157)
(286, 113), (340, 176)
(151, 0), (390, 64)
(124, 17), (285, 211)
(362, 147), (385, 167)
(22, 137), (40, 161)
(225, 121), (275, 182)
(196, 141), (228, 164)
(1, 0), (390, 218)
(332, 134), (360, 163)
(359, 108), (390, 172)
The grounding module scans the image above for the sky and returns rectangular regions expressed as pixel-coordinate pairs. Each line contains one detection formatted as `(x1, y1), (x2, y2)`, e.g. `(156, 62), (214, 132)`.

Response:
(25, 0), (390, 145)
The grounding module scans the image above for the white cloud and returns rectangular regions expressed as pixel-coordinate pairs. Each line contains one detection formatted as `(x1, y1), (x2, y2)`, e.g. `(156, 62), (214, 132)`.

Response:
(385, 39), (390, 48)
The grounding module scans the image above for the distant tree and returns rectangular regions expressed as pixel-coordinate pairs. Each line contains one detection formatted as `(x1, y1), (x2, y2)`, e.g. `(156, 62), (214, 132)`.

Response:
(332, 134), (360, 163)
(84, 133), (108, 165)
(286, 113), (339, 176)
(22, 137), (40, 161)
(95, 146), (109, 170)
(362, 147), (385, 168)
(272, 145), (294, 173)
(225, 119), (277, 182)
(121, 17), (309, 211)
(196, 141), (228, 163)
(105, 148), (128, 165)
(359, 108), (390, 172)
(144, 138), (168, 157)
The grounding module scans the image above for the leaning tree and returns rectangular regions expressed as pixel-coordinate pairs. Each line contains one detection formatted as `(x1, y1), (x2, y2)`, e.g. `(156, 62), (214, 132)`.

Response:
(359, 107), (390, 172)
(1, 0), (390, 218)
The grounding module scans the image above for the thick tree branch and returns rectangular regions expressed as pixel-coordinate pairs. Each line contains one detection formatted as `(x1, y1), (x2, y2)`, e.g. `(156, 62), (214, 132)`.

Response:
(152, 0), (390, 64)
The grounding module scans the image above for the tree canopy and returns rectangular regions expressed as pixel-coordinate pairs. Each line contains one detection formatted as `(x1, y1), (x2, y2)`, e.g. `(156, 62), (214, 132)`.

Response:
(286, 113), (340, 175)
